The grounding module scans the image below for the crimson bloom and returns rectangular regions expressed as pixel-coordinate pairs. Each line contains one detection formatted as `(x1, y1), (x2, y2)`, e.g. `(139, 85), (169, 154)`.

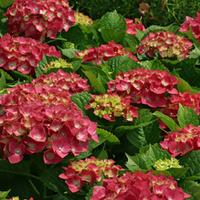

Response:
(136, 31), (192, 60)
(0, 34), (60, 74)
(160, 124), (200, 157)
(90, 171), (190, 200)
(126, 18), (145, 35)
(0, 73), (98, 164)
(180, 12), (200, 42)
(161, 92), (200, 119)
(108, 68), (178, 108)
(59, 157), (123, 192)
(32, 70), (90, 94)
(77, 41), (138, 64)
(5, 0), (75, 41)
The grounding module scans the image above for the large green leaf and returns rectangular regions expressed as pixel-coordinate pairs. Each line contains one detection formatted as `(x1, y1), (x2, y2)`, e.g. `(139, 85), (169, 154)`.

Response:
(98, 11), (126, 43)
(177, 104), (199, 128)
(126, 144), (170, 171)
(180, 150), (200, 179)
(0, 0), (14, 8)
(153, 111), (180, 131)
(116, 109), (161, 149)
(181, 180), (200, 200)
(107, 56), (141, 77)
(71, 92), (91, 115)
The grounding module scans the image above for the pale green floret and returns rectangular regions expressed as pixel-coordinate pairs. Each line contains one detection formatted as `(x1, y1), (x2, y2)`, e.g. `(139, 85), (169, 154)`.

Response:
(153, 158), (182, 171)
(45, 58), (73, 70)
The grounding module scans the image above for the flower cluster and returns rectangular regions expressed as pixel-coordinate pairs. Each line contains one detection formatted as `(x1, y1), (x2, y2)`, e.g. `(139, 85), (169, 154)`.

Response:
(0, 34), (60, 74)
(77, 41), (138, 65)
(59, 157), (123, 192)
(136, 31), (193, 60)
(43, 58), (73, 71)
(126, 18), (145, 35)
(160, 125), (200, 157)
(153, 158), (182, 171)
(75, 12), (93, 26)
(108, 68), (178, 108)
(91, 171), (190, 200)
(0, 74), (97, 164)
(32, 70), (90, 95)
(161, 92), (200, 119)
(5, 0), (75, 40)
(87, 94), (138, 121)
(180, 12), (200, 42)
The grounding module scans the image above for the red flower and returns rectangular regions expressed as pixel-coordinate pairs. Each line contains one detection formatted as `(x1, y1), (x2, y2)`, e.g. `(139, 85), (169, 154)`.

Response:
(108, 68), (178, 108)
(126, 18), (145, 35)
(59, 157), (123, 192)
(161, 92), (200, 119)
(0, 34), (60, 74)
(136, 31), (192, 60)
(5, 0), (75, 40)
(160, 124), (200, 157)
(77, 41), (138, 64)
(180, 12), (200, 42)
(32, 70), (90, 94)
(0, 76), (98, 164)
(91, 171), (190, 200)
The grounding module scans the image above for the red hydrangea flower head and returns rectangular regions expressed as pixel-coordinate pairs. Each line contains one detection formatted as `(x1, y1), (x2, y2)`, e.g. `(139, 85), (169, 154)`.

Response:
(59, 156), (123, 192)
(126, 18), (145, 35)
(0, 34), (60, 74)
(160, 124), (200, 157)
(5, 0), (75, 40)
(161, 92), (200, 119)
(90, 171), (190, 200)
(180, 12), (200, 42)
(136, 31), (193, 60)
(0, 82), (98, 164)
(77, 41), (138, 64)
(32, 70), (90, 95)
(108, 68), (178, 108)
(87, 94), (138, 121)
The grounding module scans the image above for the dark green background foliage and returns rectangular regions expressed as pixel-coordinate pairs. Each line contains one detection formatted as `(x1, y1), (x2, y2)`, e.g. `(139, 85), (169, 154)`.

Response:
(69, 0), (200, 26)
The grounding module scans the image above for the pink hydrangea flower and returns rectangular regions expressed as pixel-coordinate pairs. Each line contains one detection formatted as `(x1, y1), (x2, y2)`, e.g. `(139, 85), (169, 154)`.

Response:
(90, 171), (190, 200)
(126, 18), (145, 35)
(0, 34), (60, 74)
(59, 157), (123, 192)
(0, 74), (98, 164)
(77, 41), (138, 64)
(180, 12), (200, 42)
(160, 124), (200, 157)
(32, 70), (90, 94)
(108, 68), (178, 108)
(136, 31), (193, 60)
(86, 94), (138, 121)
(5, 0), (75, 41)
(161, 92), (200, 119)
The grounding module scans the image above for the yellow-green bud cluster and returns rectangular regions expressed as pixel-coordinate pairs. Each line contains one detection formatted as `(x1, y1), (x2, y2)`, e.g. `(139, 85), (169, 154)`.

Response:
(154, 158), (182, 171)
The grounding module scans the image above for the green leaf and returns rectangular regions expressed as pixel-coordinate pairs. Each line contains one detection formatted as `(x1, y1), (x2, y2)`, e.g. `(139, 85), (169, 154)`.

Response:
(107, 56), (141, 77)
(122, 34), (139, 51)
(180, 150), (200, 178)
(0, 190), (10, 200)
(177, 77), (195, 93)
(116, 109), (161, 149)
(98, 10), (126, 43)
(153, 111), (180, 131)
(140, 59), (168, 71)
(181, 180), (200, 200)
(177, 104), (199, 127)
(0, 0), (14, 8)
(71, 92), (91, 115)
(83, 70), (107, 93)
(126, 144), (170, 171)
(60, 48), (77, 59)
(96, 128), (120, 144)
